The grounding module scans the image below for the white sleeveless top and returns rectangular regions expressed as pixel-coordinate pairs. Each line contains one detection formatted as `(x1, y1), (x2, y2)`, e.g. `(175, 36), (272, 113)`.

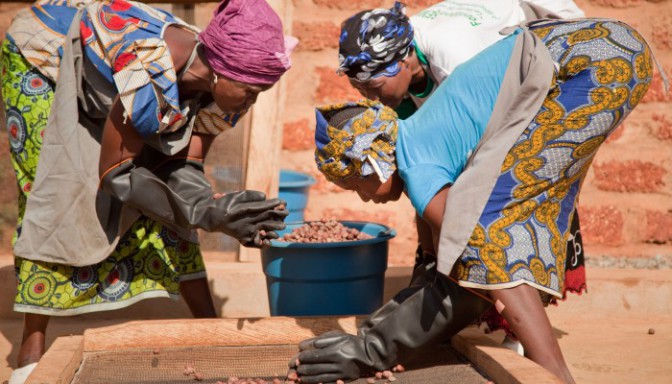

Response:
(408, 0), (584, 107)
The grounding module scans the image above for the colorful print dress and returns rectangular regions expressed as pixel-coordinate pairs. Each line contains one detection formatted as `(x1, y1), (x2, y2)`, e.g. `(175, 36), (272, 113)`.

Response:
(455, 19), (653, 299)
(0, 0), (235, 315)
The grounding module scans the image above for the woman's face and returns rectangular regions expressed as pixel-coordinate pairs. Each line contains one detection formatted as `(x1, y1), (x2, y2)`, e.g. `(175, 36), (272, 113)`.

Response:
(211, 75), (272, 114)
(348, 62), (412, 109)
(334, 171), (404, 204)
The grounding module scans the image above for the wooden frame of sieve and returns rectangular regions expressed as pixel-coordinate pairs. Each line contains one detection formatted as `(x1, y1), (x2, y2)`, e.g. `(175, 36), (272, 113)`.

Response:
(24, 317), (564, 384)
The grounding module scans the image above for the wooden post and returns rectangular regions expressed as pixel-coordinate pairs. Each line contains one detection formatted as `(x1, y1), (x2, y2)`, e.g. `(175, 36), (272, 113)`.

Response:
(171, 4), (196, 25)
(238, 0), (292, 262)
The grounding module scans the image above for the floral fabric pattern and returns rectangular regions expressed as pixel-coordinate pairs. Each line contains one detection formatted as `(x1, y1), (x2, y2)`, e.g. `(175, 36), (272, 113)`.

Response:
(2, 40), (206, 316)
(338, 1), (414, 82)
(315, 100), (398, 182)
(6, 0), (241, 138)
(456, 20), (653, 298)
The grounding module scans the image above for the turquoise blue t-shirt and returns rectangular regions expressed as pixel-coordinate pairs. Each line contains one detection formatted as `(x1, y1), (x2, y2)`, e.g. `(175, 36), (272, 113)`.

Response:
(396, 32), (518, 216)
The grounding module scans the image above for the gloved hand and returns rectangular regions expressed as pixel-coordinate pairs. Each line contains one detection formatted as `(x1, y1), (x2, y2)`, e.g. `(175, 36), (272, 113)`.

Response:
(156, 159), (288, 247)
(100, 159), (288, 247)
(291, 261), (492, 383)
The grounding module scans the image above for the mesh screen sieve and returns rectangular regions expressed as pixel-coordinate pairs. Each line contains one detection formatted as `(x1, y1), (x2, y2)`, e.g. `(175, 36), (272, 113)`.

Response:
(71, 343), (487, 383)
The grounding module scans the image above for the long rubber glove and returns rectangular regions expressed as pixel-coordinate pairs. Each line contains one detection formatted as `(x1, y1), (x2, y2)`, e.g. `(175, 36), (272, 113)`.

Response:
(100, 160), (288, 247)
(156, 159), (288, 246)
(360, 251), (442, 332)
(409, 245), (437, 287)
(291, 261), (492, 383)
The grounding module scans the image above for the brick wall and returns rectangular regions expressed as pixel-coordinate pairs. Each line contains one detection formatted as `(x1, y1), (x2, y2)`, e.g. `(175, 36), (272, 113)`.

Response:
(283, 0), (672, 266)
(0, 0), (669, 266)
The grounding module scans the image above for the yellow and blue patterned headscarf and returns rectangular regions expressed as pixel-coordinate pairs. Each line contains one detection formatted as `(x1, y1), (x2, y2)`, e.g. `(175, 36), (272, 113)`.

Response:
(315, 100), (399, 182)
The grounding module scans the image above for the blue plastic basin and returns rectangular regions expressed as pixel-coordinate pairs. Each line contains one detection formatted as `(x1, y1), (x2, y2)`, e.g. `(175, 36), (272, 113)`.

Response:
(278, 170), (316, 223)
(261, 221), (396, 316)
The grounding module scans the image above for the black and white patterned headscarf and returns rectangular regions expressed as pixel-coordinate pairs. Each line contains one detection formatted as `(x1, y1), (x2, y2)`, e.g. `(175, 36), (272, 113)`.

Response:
(337, 2), (414, 82)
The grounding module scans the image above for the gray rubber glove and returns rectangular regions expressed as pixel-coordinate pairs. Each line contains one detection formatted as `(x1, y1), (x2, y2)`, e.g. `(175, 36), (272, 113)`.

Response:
(154, 159), (288, 246)
(100, 159), (288, 247)
(360, 251), (441, 333)
(409, 245), (436, 287)
(291, 261), (491, 383)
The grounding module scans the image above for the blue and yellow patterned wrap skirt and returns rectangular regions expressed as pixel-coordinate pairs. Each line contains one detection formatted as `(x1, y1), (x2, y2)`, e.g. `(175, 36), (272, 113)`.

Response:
(1, 40), (206, 316)
(455, 20), (653, 298)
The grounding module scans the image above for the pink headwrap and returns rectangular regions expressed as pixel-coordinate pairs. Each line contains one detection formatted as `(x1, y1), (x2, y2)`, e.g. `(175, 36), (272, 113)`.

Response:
(199, 0), (297, 85)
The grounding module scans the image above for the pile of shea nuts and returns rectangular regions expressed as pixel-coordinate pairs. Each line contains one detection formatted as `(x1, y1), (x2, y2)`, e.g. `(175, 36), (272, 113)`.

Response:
(279, 219), (372, 243)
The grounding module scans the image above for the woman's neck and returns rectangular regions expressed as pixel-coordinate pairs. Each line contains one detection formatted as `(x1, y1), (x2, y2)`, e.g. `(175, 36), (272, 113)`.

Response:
(406, 53), (428, 95)
(165, 25), (213, 95)
(179, 47), (214, 95)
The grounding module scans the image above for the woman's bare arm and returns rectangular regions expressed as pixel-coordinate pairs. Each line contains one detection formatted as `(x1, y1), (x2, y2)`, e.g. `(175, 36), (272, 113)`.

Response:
(415, 213), (436, 256)
(421, 185), (451, 252)
(99, 97), (144, 177)
(99, 22), (210, 177)
(98, 97), (215, 177)
(176, 132), (216, 160)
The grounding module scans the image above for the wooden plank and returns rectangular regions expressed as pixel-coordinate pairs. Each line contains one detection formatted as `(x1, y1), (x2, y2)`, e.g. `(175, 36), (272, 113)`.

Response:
(239, 0), (291, 262)
(29, 319), (558, 383)
(238, 86), (282, 263)
(451, 328), (565, 384)
(26, 335), (83, 384)
(82, 317), (360, 352)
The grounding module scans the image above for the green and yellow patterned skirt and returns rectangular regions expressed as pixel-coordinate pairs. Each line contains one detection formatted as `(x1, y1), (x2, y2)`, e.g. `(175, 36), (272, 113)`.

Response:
(1, 39), (206, 316)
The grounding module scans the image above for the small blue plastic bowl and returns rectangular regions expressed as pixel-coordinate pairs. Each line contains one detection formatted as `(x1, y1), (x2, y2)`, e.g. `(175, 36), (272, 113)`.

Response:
(261, 221), (396, 316)
(278, 170), (316, 223)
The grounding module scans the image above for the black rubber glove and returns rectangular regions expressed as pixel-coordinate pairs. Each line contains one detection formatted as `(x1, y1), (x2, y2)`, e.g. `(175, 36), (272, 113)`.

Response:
(409, 244), (437, 287)
(154, 159), (288, 246)
(100, 159), (288, 247)
(360, 252), (441, 334)
(291, 260), (492, 383)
